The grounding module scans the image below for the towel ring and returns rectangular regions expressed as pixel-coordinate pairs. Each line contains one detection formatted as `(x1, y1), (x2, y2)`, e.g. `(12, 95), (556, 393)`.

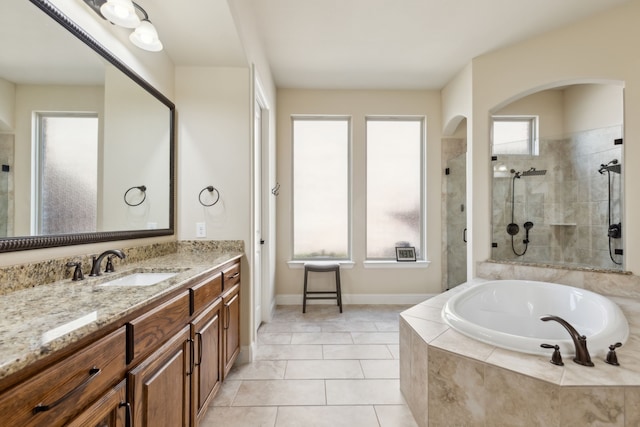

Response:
(124, 185), (147, 207)
(199, 186), (220, 207)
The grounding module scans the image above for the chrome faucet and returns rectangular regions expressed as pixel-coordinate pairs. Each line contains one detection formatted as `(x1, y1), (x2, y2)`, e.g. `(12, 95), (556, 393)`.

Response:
(540, 315), (594, 366)
(90, 249), (126, 276)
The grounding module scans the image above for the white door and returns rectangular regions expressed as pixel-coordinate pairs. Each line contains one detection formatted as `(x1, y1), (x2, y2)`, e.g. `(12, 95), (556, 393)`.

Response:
(253, 101), (263, 333)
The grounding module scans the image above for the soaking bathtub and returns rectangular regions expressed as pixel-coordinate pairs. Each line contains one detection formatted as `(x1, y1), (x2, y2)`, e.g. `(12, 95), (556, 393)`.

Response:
(441, 280), (629, 357)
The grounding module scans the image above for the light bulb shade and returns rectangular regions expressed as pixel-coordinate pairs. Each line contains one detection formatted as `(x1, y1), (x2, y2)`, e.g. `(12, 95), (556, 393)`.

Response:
(100, 0), (141, 28)
(129, 21), (163, 52)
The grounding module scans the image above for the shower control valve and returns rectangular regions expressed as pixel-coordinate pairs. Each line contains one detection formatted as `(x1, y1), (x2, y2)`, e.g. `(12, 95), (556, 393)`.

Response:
(540, 343), (564, 366)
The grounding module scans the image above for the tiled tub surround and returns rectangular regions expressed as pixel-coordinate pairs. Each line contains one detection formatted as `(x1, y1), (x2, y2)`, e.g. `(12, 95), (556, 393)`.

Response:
(400, 280), (640, 426)
(0, 241), (243, 381)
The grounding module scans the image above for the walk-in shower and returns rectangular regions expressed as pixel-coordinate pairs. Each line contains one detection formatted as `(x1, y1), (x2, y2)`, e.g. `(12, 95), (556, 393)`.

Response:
(508, 168), (547, 256)
(599, 159), (622, 265)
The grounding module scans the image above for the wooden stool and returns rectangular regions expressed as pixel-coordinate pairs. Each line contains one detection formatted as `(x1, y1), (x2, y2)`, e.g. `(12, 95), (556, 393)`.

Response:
(303, 263), (343, 313)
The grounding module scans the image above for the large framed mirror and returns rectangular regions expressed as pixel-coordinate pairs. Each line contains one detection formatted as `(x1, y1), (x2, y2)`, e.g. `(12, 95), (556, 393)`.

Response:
(0, 0), (174, 252)
(490, 83), (623, 271)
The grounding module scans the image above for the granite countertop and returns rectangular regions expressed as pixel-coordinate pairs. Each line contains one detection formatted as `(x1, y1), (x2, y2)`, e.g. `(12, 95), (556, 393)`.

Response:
(0, 250), (242, 382)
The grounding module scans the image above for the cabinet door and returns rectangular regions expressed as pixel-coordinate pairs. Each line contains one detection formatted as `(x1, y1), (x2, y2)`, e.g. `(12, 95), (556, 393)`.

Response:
(67, 380), (128, 427)
(128, 325), (191, 427)
(191, 298), (222, 424)
(222, 283), (240, 378)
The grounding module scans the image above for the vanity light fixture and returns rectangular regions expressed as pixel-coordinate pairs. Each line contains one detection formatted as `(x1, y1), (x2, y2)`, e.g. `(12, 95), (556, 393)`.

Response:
(83, 0), (163, 52)
(129, 19), (163, 52)
(100, 0), (140, 28)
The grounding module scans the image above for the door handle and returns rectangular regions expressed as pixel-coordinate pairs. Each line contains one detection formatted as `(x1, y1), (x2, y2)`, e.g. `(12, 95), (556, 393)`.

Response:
(463, 228), (467, 243)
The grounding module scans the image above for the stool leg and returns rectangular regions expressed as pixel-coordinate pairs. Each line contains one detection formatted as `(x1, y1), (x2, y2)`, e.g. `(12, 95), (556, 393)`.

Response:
(303, 268), (308, 313)
(335, 269), (343, 313)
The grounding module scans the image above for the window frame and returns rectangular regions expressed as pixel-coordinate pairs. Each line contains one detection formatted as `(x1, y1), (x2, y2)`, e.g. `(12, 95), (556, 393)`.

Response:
(491, 115), (539, 156)
(290, 115), (352, 261)
(364, 115), (427, 262)
(32, 111), (99, 235)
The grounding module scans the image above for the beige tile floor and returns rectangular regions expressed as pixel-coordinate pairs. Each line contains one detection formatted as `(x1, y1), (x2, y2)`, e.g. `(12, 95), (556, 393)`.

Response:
(201, 305), (419, 427)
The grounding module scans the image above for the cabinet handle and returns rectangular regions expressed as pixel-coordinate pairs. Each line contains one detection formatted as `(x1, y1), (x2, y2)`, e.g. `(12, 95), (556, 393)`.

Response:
(119, 401), (132, 427)
(227, 272), (239, 280)
(186, 338), (194, 376)
(225, 305), (230, 329)
(33, 367), (101, 414)
(195, 332), (203, 366)
(224, 293), (238, 330)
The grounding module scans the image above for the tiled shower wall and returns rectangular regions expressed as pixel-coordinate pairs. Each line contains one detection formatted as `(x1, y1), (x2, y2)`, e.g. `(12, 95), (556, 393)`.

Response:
(492, 125), (623, 270)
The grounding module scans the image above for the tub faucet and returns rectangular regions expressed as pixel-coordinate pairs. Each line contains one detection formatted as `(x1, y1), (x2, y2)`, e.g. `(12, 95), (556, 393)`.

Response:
(90, 249), (126, 276)
(540, 315), (594, 366)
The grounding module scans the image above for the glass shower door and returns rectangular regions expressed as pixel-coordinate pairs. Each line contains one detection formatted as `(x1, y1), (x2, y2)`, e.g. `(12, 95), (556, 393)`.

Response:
(446, 153), (467, 289)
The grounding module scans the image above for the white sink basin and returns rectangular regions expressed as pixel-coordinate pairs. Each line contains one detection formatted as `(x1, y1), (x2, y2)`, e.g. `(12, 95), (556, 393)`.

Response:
(98, 272), (179, 287)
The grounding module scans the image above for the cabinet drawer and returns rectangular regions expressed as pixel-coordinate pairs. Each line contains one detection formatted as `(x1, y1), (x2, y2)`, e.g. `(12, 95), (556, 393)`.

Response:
(127, 291), (190, 364)
(0, 327), (126, 427)
(222, 263), (240, 290)
(190, 272), (222, 315)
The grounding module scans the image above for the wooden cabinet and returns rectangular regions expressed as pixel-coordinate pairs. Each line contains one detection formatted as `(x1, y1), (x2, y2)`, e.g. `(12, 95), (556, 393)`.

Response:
(128, 325), (192, 427)
(191, 297), (222, 425)
(0, 258), (241, 427)
(222, 283), (240, 379)
(67, 380), (129, 427)
(0, 327), (126, 427)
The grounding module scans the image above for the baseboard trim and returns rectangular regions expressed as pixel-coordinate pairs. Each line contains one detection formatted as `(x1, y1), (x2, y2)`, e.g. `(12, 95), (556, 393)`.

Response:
(276, 293), (434, 305)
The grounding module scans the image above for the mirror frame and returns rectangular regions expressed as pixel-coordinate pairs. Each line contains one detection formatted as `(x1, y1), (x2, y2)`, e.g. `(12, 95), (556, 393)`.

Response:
(0, 0), (175, 252)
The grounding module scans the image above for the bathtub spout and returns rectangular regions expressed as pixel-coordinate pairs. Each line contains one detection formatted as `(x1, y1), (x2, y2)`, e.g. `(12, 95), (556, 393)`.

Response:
(540, 315), (594, 367)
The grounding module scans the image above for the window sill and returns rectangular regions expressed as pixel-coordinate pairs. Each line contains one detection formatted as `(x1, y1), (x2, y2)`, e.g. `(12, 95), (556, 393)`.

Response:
(287, 260), (355, 269)
(363, 260), (431, 269)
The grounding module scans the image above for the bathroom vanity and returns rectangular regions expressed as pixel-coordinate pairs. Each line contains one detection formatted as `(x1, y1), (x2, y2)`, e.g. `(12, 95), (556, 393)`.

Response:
(0, 251), (242, 427)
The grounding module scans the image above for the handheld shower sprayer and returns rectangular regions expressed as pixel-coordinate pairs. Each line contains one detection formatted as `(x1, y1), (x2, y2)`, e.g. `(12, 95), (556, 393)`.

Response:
(523, 221), (534, 244)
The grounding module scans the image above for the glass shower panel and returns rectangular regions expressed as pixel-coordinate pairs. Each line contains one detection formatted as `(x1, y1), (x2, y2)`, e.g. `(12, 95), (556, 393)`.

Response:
(446, 153), (467, 288)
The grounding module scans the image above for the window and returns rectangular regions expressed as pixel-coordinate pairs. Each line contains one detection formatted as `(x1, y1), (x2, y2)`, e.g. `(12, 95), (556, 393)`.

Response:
(492, 116), (538, 155)
(34, 112), (98, 234)
(292, 117), (350, 259)
(366, 117), (424, 260)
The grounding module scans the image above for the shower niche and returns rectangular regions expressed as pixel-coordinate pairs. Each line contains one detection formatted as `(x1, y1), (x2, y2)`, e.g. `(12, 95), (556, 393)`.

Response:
(491, 83), (624, 271)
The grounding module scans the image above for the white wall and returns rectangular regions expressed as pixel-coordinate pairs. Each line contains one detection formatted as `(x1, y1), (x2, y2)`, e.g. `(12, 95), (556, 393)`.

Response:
(276, 89), (442, 301)
(0, 78), (15, 131)
(564, 84), (624, 133)
(443, 0), (640, 275)
(175, 67), (250, 241)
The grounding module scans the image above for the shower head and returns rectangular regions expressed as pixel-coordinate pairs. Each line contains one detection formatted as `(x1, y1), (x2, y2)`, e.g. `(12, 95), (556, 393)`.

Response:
(520, 167), (547, 177)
